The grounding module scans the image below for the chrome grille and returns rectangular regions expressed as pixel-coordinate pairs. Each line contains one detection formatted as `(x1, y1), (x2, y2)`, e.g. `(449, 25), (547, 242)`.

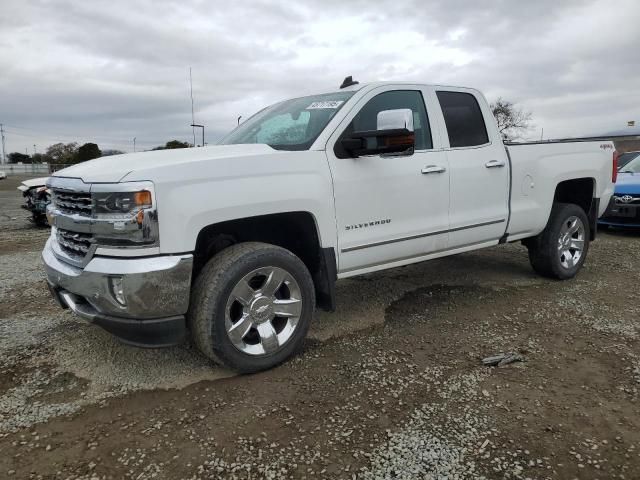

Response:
(52, 189), (93, 216)
(56, 228), (94, 258)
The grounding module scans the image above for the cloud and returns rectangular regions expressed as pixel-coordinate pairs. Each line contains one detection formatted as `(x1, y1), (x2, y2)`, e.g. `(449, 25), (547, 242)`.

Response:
(0, 0), (638, 154)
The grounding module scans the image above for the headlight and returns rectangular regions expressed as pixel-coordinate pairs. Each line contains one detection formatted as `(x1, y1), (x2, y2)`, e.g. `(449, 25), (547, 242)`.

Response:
(93, 191), (153, 215)
(90, 182), (159, 248)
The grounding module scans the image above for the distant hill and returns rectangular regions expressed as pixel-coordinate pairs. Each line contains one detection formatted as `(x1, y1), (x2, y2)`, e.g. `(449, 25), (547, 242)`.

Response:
(602, 127), (640, 137)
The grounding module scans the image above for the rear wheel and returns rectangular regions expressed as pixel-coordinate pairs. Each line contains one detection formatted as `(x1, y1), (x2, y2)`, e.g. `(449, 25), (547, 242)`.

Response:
(527, 203), (590, 280)
(189, 242), (315, 373)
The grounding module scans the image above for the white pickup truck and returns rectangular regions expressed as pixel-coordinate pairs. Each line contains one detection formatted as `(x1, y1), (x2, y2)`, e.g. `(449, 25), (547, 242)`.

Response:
(43, 79), (617, 372)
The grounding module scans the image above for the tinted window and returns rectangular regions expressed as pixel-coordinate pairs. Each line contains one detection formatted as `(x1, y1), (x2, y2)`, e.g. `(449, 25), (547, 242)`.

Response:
(436, 91), (489, 148)
(345, 90), (432, 150)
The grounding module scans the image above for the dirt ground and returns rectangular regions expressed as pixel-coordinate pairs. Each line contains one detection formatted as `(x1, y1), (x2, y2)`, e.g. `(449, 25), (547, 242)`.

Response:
(1, 175), (639, 479)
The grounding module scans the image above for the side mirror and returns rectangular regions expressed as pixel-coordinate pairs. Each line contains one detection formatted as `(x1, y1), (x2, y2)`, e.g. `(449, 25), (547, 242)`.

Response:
(377, 108), (414, 132)
(340, 108), (415, 158)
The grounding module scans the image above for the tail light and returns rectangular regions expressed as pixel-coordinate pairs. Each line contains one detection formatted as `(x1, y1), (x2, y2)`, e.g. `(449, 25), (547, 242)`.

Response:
(612, 150), (619, 183)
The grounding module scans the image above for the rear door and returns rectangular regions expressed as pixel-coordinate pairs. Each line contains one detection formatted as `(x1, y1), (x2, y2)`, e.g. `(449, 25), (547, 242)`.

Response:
(434, 89), (510, 248)
(325, 86), (450, 274)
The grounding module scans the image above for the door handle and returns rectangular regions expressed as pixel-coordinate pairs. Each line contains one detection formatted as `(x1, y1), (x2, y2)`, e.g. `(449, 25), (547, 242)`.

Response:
(485, 160), (506, 168)
(421, 165), (446, 174)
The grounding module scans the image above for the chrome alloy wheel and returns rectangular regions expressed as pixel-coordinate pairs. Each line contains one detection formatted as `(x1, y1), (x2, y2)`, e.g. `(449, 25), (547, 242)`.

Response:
(225, 266), (303, 356)
(557, 216), (585, 269)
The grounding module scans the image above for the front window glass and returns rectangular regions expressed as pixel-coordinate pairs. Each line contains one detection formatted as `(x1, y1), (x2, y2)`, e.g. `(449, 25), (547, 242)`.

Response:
(220, 92), (355, 151)
(344, 90), (432, 150)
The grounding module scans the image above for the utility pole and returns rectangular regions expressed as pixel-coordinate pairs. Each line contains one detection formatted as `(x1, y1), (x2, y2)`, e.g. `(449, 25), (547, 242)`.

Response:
(33, 144), (37, 155)
(190, 124), (204, 147)
(133, 137), (137, 153)
(0, 124), (6, 165)
(190, 67), (196, 147)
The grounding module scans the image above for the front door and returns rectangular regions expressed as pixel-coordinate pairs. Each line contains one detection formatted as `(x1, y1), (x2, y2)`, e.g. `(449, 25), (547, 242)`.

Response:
(325, 87), (450, 274)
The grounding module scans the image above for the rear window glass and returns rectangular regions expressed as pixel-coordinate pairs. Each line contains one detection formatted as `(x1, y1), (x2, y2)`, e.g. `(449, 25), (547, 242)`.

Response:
(436, 91), (489, 148)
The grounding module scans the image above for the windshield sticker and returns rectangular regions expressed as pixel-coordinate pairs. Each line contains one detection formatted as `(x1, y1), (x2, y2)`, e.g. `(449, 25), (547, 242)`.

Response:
(306, 101), (344, 110)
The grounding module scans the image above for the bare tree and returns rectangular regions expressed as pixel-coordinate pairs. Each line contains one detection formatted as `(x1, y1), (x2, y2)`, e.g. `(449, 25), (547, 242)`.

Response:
(490, 98), (533, 141)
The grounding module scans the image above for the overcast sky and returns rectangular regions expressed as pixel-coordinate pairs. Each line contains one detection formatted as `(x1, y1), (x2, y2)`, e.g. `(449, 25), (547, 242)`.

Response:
(1, 0), (638, 155)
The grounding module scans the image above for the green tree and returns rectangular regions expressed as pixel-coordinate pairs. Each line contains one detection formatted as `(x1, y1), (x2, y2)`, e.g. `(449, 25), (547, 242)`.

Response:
(45, 142), (79, 164)
(153, 140), (191, 150)
(31, 153), (46, 163)
(75, 143), (102, 163)
(165, 139), (190, 149)
(7, 152), (31, 164)
(102, 149), (125, 156)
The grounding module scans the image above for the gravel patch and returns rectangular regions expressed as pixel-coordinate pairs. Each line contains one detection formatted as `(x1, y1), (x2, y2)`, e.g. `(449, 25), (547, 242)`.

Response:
(0, 313), (235, 433)
(47, 319), (234, 392)
(0, 311), (70, 353)
(0, 369), (82, 432)
(358, 369), (541, 480)
(0, 251), (44, 296)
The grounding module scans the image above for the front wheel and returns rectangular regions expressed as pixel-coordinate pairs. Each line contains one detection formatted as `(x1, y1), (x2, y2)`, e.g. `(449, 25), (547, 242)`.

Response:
(527, 203), (590, 280)
(189, 242), (315, 373)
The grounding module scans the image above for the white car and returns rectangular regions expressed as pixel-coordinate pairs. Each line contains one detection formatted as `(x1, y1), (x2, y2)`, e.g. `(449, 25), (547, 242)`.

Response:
(17, 177), (51, 226)
(42, 79), (616, 372)
(0, 171), (6, 180)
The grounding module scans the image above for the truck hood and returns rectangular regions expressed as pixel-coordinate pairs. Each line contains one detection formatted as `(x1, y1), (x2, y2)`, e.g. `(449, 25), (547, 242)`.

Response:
(51, 144), (279, 183)
(615, 172), (640, 195)
(18, 177), (50, 190)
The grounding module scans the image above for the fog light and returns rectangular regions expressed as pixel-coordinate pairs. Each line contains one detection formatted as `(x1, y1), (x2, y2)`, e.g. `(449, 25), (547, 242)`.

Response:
(109, 276), (127, 306)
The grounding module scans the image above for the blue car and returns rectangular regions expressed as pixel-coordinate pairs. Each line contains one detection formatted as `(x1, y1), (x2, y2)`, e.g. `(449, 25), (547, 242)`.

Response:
(599, 152), (640, 228)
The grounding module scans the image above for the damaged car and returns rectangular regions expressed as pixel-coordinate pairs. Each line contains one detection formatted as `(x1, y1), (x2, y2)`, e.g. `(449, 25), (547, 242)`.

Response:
(17, 177), (51, 226)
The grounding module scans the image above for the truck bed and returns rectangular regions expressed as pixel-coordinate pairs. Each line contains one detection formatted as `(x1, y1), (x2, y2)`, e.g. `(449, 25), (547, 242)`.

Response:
(504, 139), (615, 241)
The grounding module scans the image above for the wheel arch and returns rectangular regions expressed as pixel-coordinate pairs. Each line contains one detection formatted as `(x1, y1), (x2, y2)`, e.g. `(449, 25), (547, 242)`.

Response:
(553, 177), (598, 241)
(193, 211), (337, 311)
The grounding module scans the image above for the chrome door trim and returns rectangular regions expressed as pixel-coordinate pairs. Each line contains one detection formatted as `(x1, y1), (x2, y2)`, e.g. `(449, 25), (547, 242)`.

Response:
(340, 239), (495, 273)
(341, 219), (505, 253)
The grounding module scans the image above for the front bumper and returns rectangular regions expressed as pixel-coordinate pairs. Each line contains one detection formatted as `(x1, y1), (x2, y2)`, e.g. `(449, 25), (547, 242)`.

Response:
(43, 237), (193, 347)
(598, 197), (640, 228)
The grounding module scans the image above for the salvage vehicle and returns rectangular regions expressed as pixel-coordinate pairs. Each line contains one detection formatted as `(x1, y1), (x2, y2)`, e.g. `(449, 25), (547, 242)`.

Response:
(43, 78), (616, 372)
(599, 153), (640, 228)
(18, 177), (51, 226)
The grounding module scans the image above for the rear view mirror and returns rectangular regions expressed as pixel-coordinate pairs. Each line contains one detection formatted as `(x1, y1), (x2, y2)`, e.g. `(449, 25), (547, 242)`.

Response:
(340, 128), (415, 158)
(377, 109), (414, 132)
(338, 108), (415, 158)
(339, 108), (416, 158)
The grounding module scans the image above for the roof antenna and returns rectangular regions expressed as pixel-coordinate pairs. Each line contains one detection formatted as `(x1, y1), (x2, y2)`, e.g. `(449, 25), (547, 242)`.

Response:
(340, 76), (359, 89)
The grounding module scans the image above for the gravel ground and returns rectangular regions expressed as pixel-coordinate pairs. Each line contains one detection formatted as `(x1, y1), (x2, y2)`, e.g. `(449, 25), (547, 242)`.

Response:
(1, 176), (640, 479)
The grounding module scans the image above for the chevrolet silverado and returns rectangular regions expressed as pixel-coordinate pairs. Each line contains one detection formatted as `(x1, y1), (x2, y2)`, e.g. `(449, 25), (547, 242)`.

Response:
(43, 79), (617, 372)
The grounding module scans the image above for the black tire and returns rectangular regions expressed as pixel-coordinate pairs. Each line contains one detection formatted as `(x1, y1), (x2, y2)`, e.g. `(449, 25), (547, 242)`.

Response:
(527, 203), (590, 280)
(188, 242), (315, 373)
(33, 214), (49, 227)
